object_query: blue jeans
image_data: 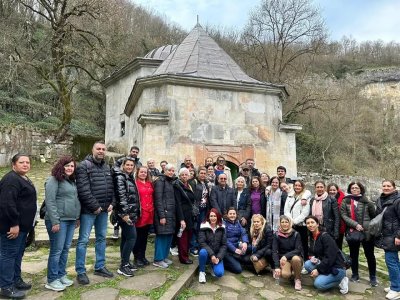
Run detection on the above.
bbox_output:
[223,253,243,274]
[0,232,28,288]
[304,260,345,291]
[154,234,173,261]
[46,220,76,282]
[199,249,224,277]
[385,251,400,292]
[75,212,108,274]
[119,221,137,265]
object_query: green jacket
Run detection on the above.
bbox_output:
[45,176,81,225]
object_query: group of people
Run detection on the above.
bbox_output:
[0,142,399,300]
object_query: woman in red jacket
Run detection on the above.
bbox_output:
[133,166,154,267]
[327,183,345,250]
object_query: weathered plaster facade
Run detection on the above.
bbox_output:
[103,25,301,177]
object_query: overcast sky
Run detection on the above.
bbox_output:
[132,0,400,43]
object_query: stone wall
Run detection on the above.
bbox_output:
[298,172,396,202]
[0,126,73,167]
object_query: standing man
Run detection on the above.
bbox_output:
[160,161,168,174]
[245,158,261,178]
[147,158,161,178]
[180,155,195,170]
[115,146,142,168]
[210,173,236,217]
[214,156,233,188]
[277,166,293,184]
[75,141,115,285]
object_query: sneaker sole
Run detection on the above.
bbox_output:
[117,269,134,277]
[45,284,66,292]
[61,281,74,287]
[153,263,168,269]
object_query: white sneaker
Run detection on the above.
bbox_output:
[170,247,178,256]
[59,275,74,287]
[153,260,169,269]
[164,258,173,265]
[45,279,66,291]
[387,290,400,300]
[339,276,349,295]
[199,271,206,283]
[386,287,392,293]
[301,267,308,275]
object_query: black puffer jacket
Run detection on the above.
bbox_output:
[341,194,376,241]
[0,171,37,233]
[210,185,236,216]
[310,195,340,239]
[113,167,140,223]
[153,175,183,235]
[375,191,400,251]
[272,230,303,267]
[198,222,227,260]
[310,232,344,275]
[76,155,114,214]
[174,180,195,230]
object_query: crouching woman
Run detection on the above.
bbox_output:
[198,208,227,283]
[304,215,349,294]
[272,215,303,290]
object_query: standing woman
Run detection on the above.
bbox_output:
[113,158,141,277]
[133,166,154,267]
[284,180,311,258]
[174,168,195,264]
[206,164,216,191]
[327,183,346,249]
[304,216,348,294]
[249,177,266,219]
[375,180,400,299]
[44,156,81,291]
[0,154,37,299]
[153,164,185,268]
[235,176,250,228]
[272,215,303,291]
[260,173,270,188]
[341,181,377,285]
[265,176,285,232]
[198,208,227,283]
[243,214,273,274]
[310,181,339,240]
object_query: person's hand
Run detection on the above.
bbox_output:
[75,220,80,228]
[107,205,113,212]
[7,225,19,239]
[395,237,400,246]
[301,199,307,206]
[355,224,363,231]
[211,256,219,264]
[241,242,248,253]
[280,256,287,267]
[160,218,166,225]
[240,218,247,226]
[310,269,319,278]
[250,255,258,262]
[235,248,242,255]
[310,256,319,264]
[274,269,281,278]
[180,220,186,230]
[122,215,132,225]
[94,207,102,215]
[52,224,60,233]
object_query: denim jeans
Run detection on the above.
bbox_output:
[304,260,345,291]
[75,212,108,274]
[119,221,137,265]
[385,250,400,292]
[154,234,173,261]
[45,220,76,282]
[223,253,243,274]
[0,232,28,288]
[199,248,224,277]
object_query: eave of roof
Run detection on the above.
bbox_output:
[124,74,288,116]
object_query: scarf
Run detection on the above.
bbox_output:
[312,192,328,225]
[252,228,262,247]
[266,188,282,232]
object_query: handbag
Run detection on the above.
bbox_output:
[369,207,387,237]
[39,200,46,219]
[345,199,365,243]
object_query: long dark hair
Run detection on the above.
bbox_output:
[51,156,76,181]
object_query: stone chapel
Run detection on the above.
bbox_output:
[102,24,301,177]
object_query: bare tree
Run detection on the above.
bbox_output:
[18,0,106,142]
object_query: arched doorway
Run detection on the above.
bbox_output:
[226,160,239,180]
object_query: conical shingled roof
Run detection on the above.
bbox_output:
[153,24,260,84]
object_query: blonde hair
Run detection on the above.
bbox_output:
[250,214,266,238]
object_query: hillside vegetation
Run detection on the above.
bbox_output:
[1,0,400,178]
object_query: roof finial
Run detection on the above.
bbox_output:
[197,15,199,26]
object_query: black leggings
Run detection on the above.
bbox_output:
[294,225,309,258]
[132,225,150,260]
[348,238,376,278]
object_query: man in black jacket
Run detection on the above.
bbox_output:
[210,174,236,217]
[75,141,115,285]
